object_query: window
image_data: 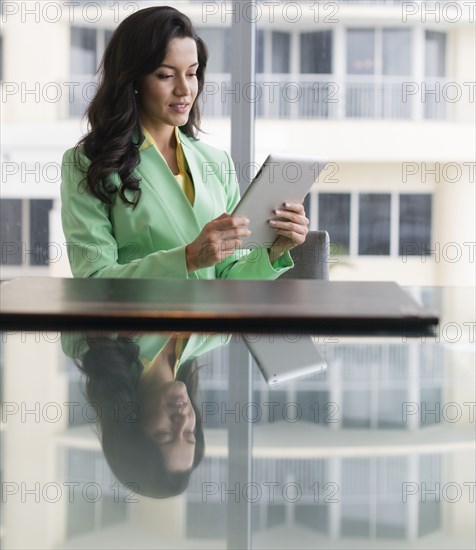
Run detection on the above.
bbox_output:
[30,200,53,266]
[272,31,290,73]
[418,455,442,535]
[105,29,114,47]
[300,31,333,74]
[196,28,231,73]
[399,194,432,256]
[346,28,412,118]
[425,31,447,119]
[340,455,440,539]
[425,31,446,77]
[1,199,22,266]
[316,192,432,257]
[382,29,412,76]
[69,27,114,117]
[0,199,53,268]
[70,27,97,76]
[347,29,375,75]
[196,27,233,118]
[66,449,127,537]
[298,30,333,118]
[346,28,376,117]
[359,194,391,255]
[318,193,351,254]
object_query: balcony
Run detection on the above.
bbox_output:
[66,74,448,121]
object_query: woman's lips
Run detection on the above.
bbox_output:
[170,103,189,113]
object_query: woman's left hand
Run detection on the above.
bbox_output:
[268,202,309,264]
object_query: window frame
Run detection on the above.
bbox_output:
[315,191,433,258]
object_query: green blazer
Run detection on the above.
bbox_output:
[60,129,293,280]
[61,330,232,376]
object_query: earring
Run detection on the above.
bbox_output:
[134,89,138,95]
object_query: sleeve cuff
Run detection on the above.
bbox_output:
[243,247,294,278]
[270,249,294,272]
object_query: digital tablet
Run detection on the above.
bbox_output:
[243,333,327,386]
[231,154,328,249]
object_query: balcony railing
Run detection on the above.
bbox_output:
[199,74,447,120]
[65,74,448,121]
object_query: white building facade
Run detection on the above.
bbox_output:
[1,0,475,285]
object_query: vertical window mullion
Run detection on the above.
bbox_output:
[375,28,383,119]
[310,190,318,232]
[290,29,299,76]
[413,26,425,121]
[96,28,104,67]
[263,29,272,119]
[264,29,272,74]
[333,25,345,119]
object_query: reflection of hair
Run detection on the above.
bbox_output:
[74,336,205,499]
[74,5,208,208]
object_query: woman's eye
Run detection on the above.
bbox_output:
[187,73,197,78]
[158,74,173,80]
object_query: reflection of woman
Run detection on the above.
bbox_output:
[68,332,211,498]
[61,5,309,280]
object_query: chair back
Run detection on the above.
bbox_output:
[279,230,330,280]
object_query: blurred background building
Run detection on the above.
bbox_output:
[1,0,475,285]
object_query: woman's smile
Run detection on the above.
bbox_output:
[169,103,190,113]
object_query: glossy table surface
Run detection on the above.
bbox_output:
[0,277,438,334]
[0,286,474,549]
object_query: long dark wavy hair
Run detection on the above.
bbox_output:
[74,335,205,499]
[74,6,208,208]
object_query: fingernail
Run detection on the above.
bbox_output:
[275,210,281,215]
[269,220,277,225]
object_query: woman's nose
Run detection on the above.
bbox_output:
[174,76,190,96]
[171,411,188,428]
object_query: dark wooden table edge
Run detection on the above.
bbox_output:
[0,312,438,337]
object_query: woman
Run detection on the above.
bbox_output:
[60,5,309,281]
[66,331,208,499]
[60,5,309,494]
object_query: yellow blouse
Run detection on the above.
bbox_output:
[139,125,195,205]
[140,336,190,379]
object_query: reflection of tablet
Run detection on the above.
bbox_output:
[232,154,328,249]
[243,333,327,386]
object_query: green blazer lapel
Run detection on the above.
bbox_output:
[179,132,218,226]
[136,146,202,244]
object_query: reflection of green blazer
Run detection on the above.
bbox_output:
[61,129,293,280]
[61,330,230,375]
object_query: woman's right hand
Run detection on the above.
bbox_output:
[185,213,251,272]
